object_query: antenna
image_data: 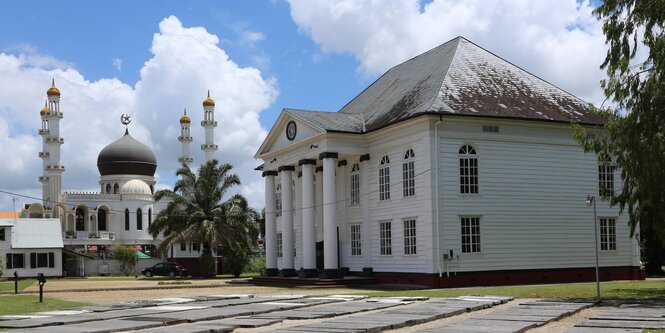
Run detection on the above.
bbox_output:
[12,197,18,222]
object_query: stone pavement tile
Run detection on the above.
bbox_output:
[565,327,643,333]
[210,316,284,328]
[14,319,165,333]
[423,318,540,333]
[131,321,236,333]
[0,314,103,328]
[577,319,665,329]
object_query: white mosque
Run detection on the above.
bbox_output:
[23,81,220,276]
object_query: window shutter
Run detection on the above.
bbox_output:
[30,253,37,268]
[5,253,11,269]
[49,252,55,268]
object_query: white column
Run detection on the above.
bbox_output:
[279,166,296,276]
[299,159,317,277]
[320,152,340,278]
[360,154,372,271]
[263,171,278,276]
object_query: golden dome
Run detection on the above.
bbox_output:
[180,109,191,124]
[202,90,215,107]
[46,79,60,97]
[40,101,49,115]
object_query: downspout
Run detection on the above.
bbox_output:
[434,116,443,278]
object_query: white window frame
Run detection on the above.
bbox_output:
[350,163,360,206]
[350,224,362,256]
[459,145,478,194]
[402,149,415,197]
[598,155,615,198]
[600,218,617,251]
[276,232,283,257]
[379,220,392,255]
[275,183,282,217]
[379,155,391,201]
[403,218,417,255]
[461,216,481,253]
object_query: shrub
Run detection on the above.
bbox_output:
[113,246,138,276]
[244,256,265,275]
[199,252,216,278]
[223,247,251,278]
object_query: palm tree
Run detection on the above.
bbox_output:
[150,160,259,277]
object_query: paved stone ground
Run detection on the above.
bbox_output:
[1,293,663,333]
[566,302,665,332]
[0,295,511,333]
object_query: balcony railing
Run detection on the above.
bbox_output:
[64,231,115,240]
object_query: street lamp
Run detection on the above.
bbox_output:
[586,195,601,304]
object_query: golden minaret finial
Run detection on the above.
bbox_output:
[202,90,215,107]
[47,78,61,96]
[180,108,191,124]
[40,101,49,115]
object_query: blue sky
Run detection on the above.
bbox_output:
[0,0,609,211]
[0,1,367,130]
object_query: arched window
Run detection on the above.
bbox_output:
[148,208,152,228]
[98,209,107,231]
[105,184,111,194]
[598,154,614,198]
[114,183,119,194]
[275,183,282,217]
[124,209,130,230]
[350,163,360,206]
[75,207,85,231]
[379,155,390,200]
[136,208,143,230]
[402,149,415,197]
[459,145,478,194]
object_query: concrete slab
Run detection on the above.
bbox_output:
[566,327,642,333]
[429,318,540,333]
[577,319,665,329]
[132,322,236,333]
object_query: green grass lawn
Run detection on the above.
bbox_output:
[367,280,665,301]
[0,295,89,316]
[0,279,35,292]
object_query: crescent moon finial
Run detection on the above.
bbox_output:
[120,114,132,125]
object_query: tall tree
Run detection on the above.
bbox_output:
[150,160,259,277]
[576,0,665,273]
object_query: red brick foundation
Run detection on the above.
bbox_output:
[367,266,644,288]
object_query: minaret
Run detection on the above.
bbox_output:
[201,91,218,162]
[41,79,65,208]
[38,101,50,206]
[178,109,193,169]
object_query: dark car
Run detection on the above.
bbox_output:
[141,262,188,277]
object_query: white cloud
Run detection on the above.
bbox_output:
[112,58,122,72]
[287,0,607,104]
[0,16,277,211]
[240,31,266,45]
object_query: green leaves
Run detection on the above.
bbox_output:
[150,160,259,274]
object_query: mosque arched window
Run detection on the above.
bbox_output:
[75,207,85,231]
[124,209,130,230]
[136,208,143,230]
[114,183,119,194]
[98,209,107,231]
[105,184,112,194]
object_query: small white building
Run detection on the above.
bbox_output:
[1,218,63,278]
[255,37,643,287]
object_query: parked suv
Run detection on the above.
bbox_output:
[141,262,188,277]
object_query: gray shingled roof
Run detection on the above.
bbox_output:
[289,37,602,133]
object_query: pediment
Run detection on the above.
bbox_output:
[255,109,325,159]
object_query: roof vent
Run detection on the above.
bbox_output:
[482,125,499,133]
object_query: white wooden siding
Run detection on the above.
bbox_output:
[436,119,636,273]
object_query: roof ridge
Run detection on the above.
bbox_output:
[423,37,463,113]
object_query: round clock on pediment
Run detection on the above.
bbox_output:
[286,120,297,141]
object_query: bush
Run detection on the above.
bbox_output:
[244,256,265,275]
[223,247,251,278]
[0,256,4,278]
[199,252,216,278]
[113,246,138,276]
